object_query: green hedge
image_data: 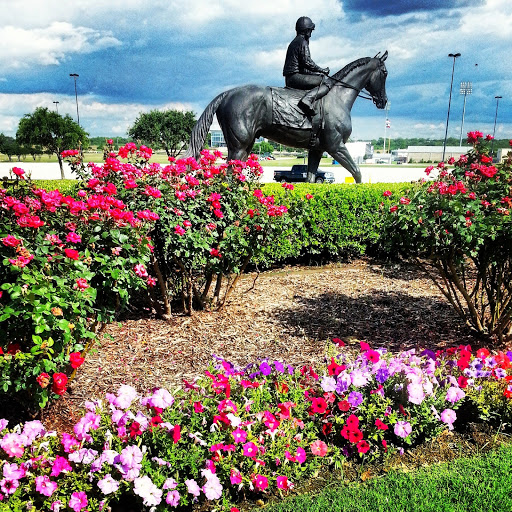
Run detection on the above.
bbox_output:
[261,182,414,263]
[35,180,414,265]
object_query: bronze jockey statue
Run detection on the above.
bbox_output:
[283,16,333,116]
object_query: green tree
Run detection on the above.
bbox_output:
[16,107,89,179]
[252,141,275,156]
[127,109,196,158]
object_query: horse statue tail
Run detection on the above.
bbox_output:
[184,91,229,160]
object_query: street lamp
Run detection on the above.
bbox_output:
[491,95,502,157]
[442,52,461,162]
[69,73,80,126]
[459,81,472,146]
[53,101,59,114]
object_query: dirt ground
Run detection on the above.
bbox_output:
[28,257,488,433]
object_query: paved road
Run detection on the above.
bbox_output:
[0,161,426,184]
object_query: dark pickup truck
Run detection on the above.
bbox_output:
[274,165,335,184]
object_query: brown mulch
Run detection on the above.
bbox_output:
[32,257,486,433]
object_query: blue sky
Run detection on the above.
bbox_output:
[0,0,510,142]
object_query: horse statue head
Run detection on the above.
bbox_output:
[365,51,388,109]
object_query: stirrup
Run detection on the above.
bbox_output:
[299,99,316,117]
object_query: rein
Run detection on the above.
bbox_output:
[327,74,374,101]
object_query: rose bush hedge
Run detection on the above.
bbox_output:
[0,341,510,510]
[0,145,309,408]
[381,133,512,342]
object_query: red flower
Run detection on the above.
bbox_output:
[383,190,392,197]
[332,338,345,347]
[69,352,85,369]
[322,422,332,436]
[338,400,350,412]
[64,248,79,260]
[476,348,490,360]
[310,397,328,414]
[348,429,363,443]
[172,425,181,443]
[357,440,370,454]
[457,376,468,389]
[52,373,68,395]
[375,419,388,430]
[7,343,21,355]
[129,421,142,438]
[346,414,359,430]
[327,357,344,376]
[36,372,50,388]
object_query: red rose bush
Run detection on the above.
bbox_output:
[381,132,512,342]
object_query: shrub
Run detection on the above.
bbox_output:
[0,342,510,510]
[381,133,512,342]
[260,182,411,263]
[0,162,158,407]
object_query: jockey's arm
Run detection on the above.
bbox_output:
[300,40,328,75]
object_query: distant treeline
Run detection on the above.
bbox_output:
[371,137,511,151]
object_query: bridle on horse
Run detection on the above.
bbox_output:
[326,66,385,104]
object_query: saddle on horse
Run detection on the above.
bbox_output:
[270,86,325,148]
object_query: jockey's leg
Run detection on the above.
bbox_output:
[299,77,335,116]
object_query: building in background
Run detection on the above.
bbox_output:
[406,146,468,163]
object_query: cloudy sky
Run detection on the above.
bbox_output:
[0,0,510,142]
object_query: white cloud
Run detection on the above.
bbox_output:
[0,22,121,69]
[0,92,198,136]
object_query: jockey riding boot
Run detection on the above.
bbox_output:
[299,80,333,116]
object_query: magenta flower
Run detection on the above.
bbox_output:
[230,468,243,485]
[1,477,19,495]
[68,491,88,512]
[394,421,412,438]
[242,441,258,457]
[35,475,58,497]
[50,455,72,477]
[253,474,268,491]
[232,428,247,444]
[276,475,292,490]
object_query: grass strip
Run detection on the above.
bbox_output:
[261,443,512,512]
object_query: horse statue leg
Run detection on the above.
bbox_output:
[330,144,362,183]
[306,149,323,183]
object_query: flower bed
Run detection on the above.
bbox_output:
[1,341,511,510]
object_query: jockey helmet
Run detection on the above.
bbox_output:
[295,16,315,34]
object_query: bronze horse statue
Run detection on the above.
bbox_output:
[185,52,388,183]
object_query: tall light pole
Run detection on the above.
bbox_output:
[459,81,472,146]
[383,101,390,154]
[53,101,59,114]
[491,95,502,157]
[69,73,80,126]
[442,53,461,162]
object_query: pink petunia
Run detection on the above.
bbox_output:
[310,440,328,457]
[252,474,268,491]
[35,475,58,497]
[68,491,88,512]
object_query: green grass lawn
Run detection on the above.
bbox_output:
[259,443,512,512]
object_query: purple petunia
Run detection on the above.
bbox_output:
[347,391,364,407]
